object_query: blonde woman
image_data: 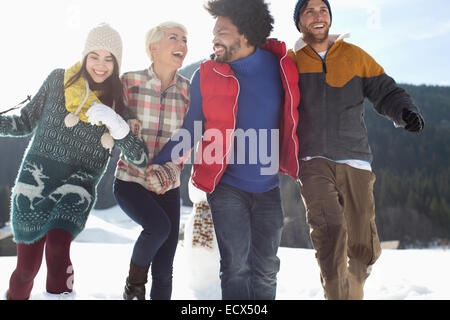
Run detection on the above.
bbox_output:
[113,22,190,300]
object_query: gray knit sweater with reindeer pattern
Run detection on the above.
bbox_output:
[0,69,148,244]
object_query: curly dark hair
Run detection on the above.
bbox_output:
[205,0,274,48]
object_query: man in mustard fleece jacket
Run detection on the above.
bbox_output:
[289,0,424,300]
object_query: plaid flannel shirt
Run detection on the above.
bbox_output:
[115,66,190,191]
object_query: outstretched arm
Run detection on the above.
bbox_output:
[362,51,424,131]
[0,70,58,137]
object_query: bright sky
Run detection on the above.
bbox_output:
[1,0,449,111]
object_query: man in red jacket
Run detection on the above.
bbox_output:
[151,0,300,300]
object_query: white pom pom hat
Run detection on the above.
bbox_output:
[82,23,123,71]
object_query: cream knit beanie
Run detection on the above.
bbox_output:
[82,23,123,71]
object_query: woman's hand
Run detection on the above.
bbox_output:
[145,162,181,195]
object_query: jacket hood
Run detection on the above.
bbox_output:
[293,33,351,52]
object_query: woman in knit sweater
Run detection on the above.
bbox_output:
[1,24,148,300]
[113,21,190,300]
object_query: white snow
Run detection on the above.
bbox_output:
[1,205,449,300]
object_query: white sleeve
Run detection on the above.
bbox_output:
[188,176,207,203]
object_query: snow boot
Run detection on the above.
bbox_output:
[123,261,149,300]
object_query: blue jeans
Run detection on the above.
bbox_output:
[207,182,284,300]
[113,179,180,300]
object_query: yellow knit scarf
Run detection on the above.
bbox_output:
[64,62,103,123]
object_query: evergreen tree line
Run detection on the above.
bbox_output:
[364,84,450,247]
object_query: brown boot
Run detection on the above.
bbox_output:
[123,261,150,300]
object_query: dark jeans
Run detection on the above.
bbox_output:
[207,182,284,300]
[113,179,180,300]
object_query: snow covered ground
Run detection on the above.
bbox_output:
[0,206,449,300]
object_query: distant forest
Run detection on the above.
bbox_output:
[0,62,448,248]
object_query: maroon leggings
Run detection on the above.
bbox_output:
[9,229,74,300]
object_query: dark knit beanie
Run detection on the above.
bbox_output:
[293,0,332,31]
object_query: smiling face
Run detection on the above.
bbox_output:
[212,16,253,63]
[85,50,115,84]
[298,0,331,47]
[150,27,188,71]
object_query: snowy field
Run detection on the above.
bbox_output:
[0,206,449,301]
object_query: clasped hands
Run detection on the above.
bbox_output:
[145,162,181,195]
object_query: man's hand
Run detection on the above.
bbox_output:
[402,109,424,132]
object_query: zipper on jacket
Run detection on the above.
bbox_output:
[308,44,332,155]
[322,46,331,74]
[309,45,333,74]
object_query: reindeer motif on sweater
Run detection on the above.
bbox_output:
[48,172,94,209]
[14,162,49,211]
[14,162,94,211]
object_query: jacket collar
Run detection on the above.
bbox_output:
[293,33,351,52]
[146,64,184,89]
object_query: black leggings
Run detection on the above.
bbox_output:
[113,179,180,300]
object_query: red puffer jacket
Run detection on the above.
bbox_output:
[192,39,300,194]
